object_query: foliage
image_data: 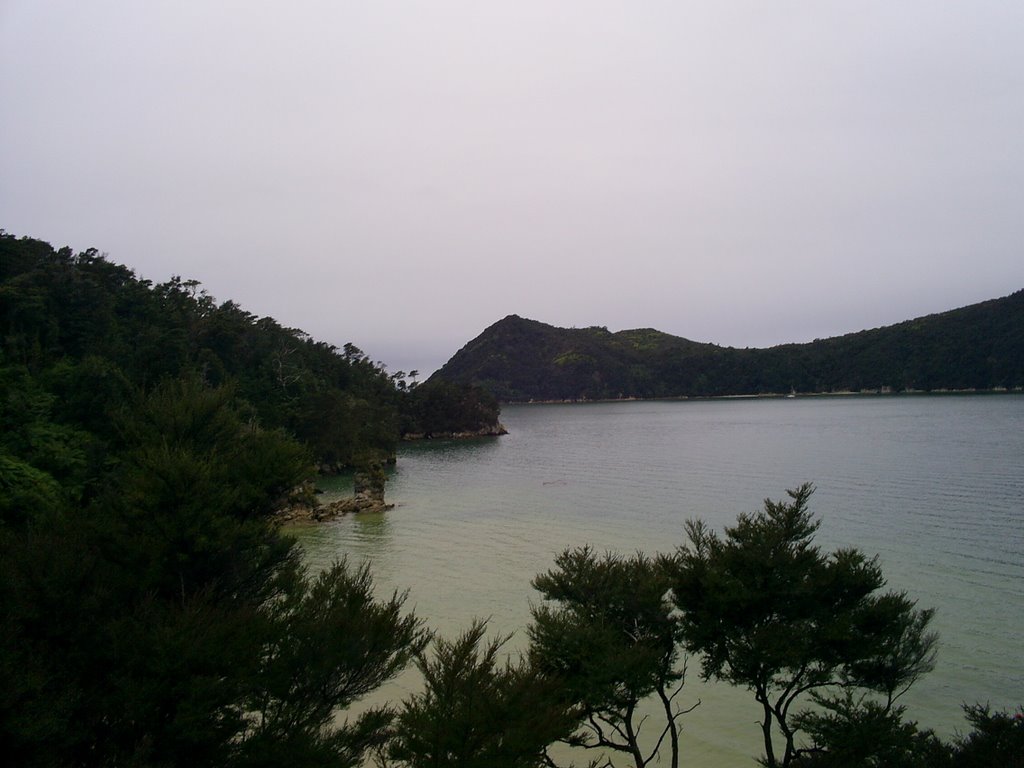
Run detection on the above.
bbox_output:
[529,547,696,768]
[793,701,1024,768]
[791,693,950,767]
[0,231,500,471]
[947,704,1024,768]
[400,379,502,437]
[666,484,937,767]
[0,377,427,767]
[234,560,428,766]
[388,620,576,768]
[0,364,97,510]
[0,452,63,523]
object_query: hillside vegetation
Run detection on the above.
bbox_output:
[0,229,497,765]
[431,294,1024,401]
[0,231,501,483]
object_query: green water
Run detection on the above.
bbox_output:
[294,394,1024,765]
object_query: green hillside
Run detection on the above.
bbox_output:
[0,230,501,480]
[432,292,1024,401]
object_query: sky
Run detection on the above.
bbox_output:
[3,1,1023,376]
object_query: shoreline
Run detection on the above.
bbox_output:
[503,387,1023,406]
[401,423,508,440]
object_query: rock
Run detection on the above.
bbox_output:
[353,465,386,499]
[318,493,394,518]
[401,422,509,441]
[275,491,395,523]
[275,458,394,523]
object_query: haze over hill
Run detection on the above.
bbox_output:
[431,291,1024,401]
[4,3,1024,376]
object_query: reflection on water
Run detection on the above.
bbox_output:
[297,395,1024,766]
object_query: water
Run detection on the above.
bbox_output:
[294,394,1024,765]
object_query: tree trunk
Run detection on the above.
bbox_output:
[759,693,777,768]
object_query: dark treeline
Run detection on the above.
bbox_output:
[0,230,494,766]
[0,231,501,478]
[1,231,1020,767]
[431,296,1024,401]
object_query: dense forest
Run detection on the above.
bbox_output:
[2,230,1020,767]
[0,231,501,475]
[431,294,1024,401]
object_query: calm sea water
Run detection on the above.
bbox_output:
[294,394,1024,765]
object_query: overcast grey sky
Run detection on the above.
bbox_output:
[3,2,1023,375]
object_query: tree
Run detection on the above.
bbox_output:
[0,379,427,767]
[399,380,502,438]
[529,547,697,768]
[666,484,937,767]
[790,693,950,767]
[233,560,428,767]
[793,700,1024,768]
[948,704,1024,768]
[388,620,576,768]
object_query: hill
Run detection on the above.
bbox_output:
[0,231,501,480]
[431,292,1024,401]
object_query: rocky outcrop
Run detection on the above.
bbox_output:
[401,422,508,441]
[275,491,394,524]
[275,464,394,523]
[318,491,394,519]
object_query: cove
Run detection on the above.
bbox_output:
[294,394,1024,766]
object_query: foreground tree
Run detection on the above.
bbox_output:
[529,547,697,768]
[233,560,427,766]
[792,700,1024,768]
[666,484,937,767]
[0,379,427,766]
[947,704,1024,768]
[388,621,577,768]
[790,693,949,767]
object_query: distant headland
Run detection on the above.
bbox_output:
[429,292,1024,402]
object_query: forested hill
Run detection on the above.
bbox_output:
[0,231,501,478]
[431,292,1024,401]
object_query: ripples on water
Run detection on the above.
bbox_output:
[294,394,1024,766]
